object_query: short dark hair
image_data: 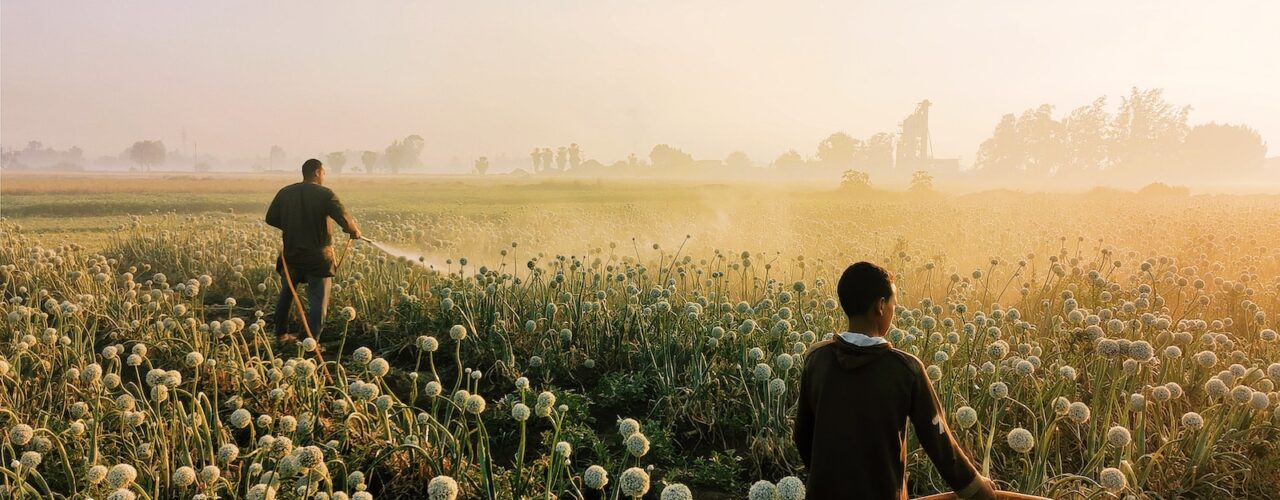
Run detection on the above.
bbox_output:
[302,159,323,178]
[837,261,894,316]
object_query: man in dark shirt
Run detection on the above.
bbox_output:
[265,159,361,340]
[794,262,997,499]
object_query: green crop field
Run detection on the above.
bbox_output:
[3,172,1280,499]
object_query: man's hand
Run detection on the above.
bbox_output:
[349,229,363,241]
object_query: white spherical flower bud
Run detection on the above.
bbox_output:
[8,424,34,446]
[1106,426,1131,448]
[748,480,776,500]
[619,467,650,498]
[1099,467,1126,493]
[776,476,805,500]
[1007,427,1035,453]
[625,432,650,458]
[660,483,693,500]
[1067,402,1091,424]
[352,347,373,365]
[107,464,138,488]
[368,358,390,377]
[173,466,197,487]
[464,394,487,414]
[449,325,467,340]
[1181,411,1204,430]
[618,418,641,437]
[511,403,531,422]
[584,464,609,489]
[427,475,459,500]
[417,336,439,352]
[955,406,978,429]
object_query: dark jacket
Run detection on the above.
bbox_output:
[265,182,358,278]
[794,338,995,500]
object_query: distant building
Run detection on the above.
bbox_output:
[895,100,960,171]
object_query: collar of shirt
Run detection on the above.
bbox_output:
[838,331,889,346]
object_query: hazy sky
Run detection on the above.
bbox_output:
[3,0,1277,168]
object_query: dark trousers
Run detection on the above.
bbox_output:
[274,273,332,338]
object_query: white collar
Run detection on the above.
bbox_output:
[838,331,888,346]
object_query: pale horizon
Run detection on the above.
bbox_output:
[3,0,1277,169]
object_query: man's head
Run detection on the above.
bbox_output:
[302,159,325,184]
[837,261,896,335]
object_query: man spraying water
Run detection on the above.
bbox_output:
[265,158,362,341]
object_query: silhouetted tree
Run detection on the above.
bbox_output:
[360,150,378,174]
[325,151,347,174]
[840,170,871,190]
[725,151,752,169]
[474,156,490,175]
[384,135,425,174]
[540,148,554,172]
[530,148,542,173]
[1110,87,1190,175]
[817,132,860,169]
[975,114,1022,174]
[649,144,694,169]
[909,170,934,192]
[269,145,286,170]
[555,146,568,171]
[568,143,582,170]
[128,140,166,172]
[772,149,806,169]
[1062,97,1112,172]
[1016,104,1066,175]
[1182,123,1266,175]
[855,133,895,172]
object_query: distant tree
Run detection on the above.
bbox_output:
[541,148,554,172]
[568,143,582,170]
[384,135,425,174]
[840,169,871,190]
[1182,123,1267,175]
[855,133,895,171]
[473,156,490,175]
[530,148,542,173]
[649,144,694,169]
[817,132,860,168]
[909,170,934,192]
[269,145,286,170]
[1061,97,1112,172]
[725,151,752,169]
[627,153,642,168]
[1015,104,1065,175]
[974,114,1022,174]
[1110,87,1190,175]
[325,151,348,174]
[555,146,568,171]
[127,140,166,172]
[194,162,211,172]
[772,149,806,169]
[360,150,379,174]
[1137,182,1190,197]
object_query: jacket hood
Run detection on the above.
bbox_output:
[830,337,894,371]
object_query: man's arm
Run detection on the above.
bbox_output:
[265,192,283,229]
[327,191,361,239]
[909,359,996,500]
[793,360,815,468]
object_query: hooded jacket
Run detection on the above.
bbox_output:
[794,338,996,500]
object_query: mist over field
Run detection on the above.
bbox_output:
[4,2,1280,500]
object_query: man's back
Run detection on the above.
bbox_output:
[795,338,993,499]
[265,182,355,277]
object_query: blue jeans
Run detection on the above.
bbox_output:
[274,273,332,338]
